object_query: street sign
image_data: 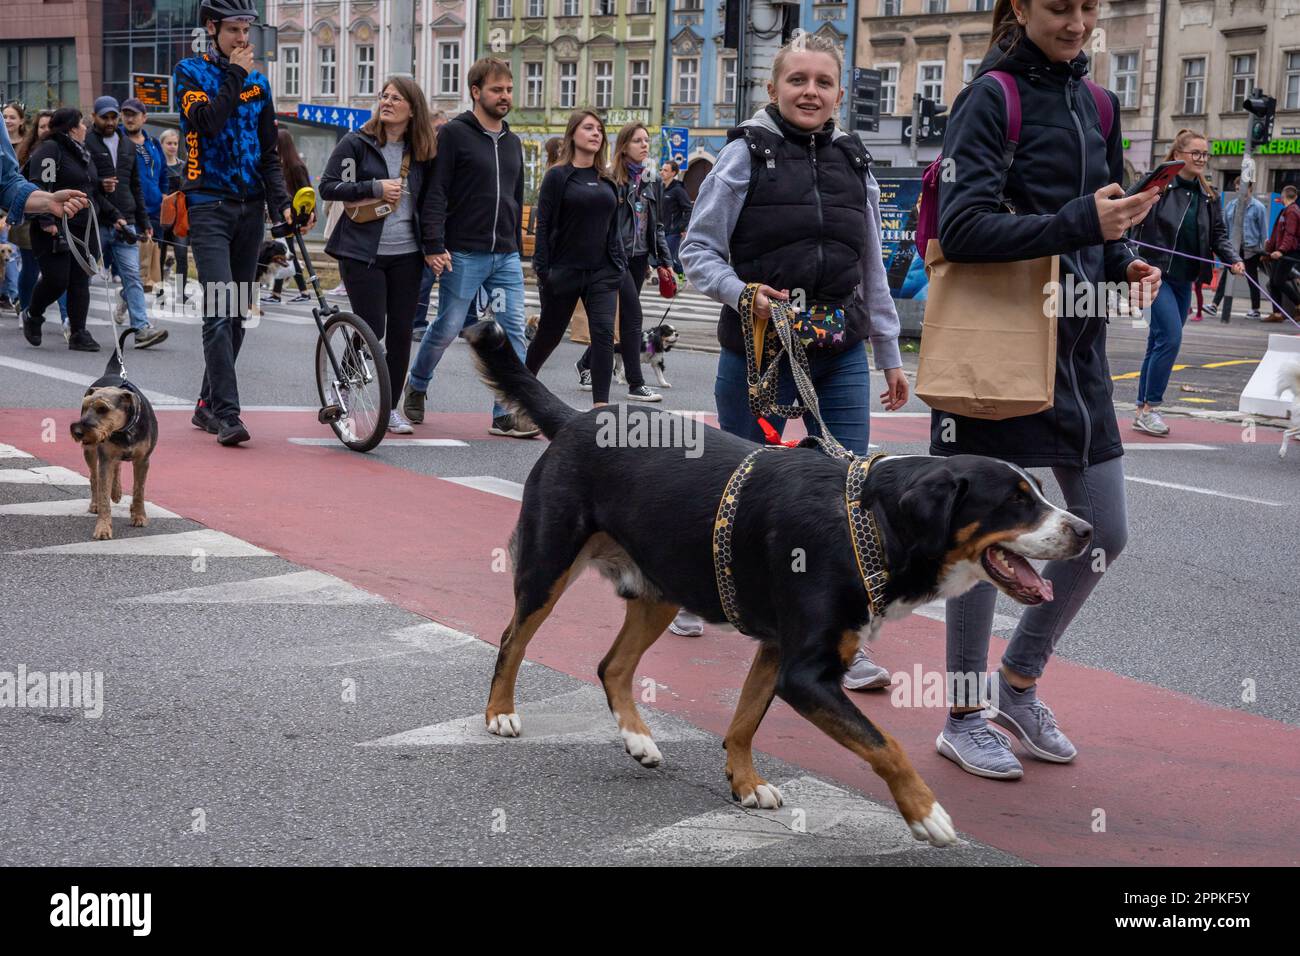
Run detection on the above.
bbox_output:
[900,116,946,145]
[297,103,372,130]
[130,73,172,111]
[662,125,689,170]
[851,67,881,133]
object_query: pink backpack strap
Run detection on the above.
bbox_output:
[1084,79,1115,140]
[985,70,1022,145]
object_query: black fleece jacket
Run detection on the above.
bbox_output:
[932,33,1144,469]
[85,128,150,234]
[532,163,627,279]
[426,111,524,256]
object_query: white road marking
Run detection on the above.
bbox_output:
[0,443,34,459]
[122,569,382,605]
[1123,475,1282,507]
[0,495,179,519]
[360,686,708,747]
[442,476,525,500]
[288,437,469,447]
[0,465,89,485]
[0,355,188,405]
[330,620,481,666]
[9,528,273,557]
[630,775,930,860]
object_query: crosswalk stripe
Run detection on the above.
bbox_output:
[9,528,273,556]
[0,495,179,519]
[0,355,188,405]
[121,569,382,605]
[0,465,89,485]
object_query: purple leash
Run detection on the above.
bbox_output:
[1127,237,1300,332]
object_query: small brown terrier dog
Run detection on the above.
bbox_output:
[70,330,159,539]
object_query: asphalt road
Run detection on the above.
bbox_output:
[0,280,1296,867]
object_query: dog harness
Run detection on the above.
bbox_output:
[711,283,892,633]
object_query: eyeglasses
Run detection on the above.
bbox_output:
[1180,150,1209,161]
[378,94,407,104]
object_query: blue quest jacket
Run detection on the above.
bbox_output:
[173,49,289,216]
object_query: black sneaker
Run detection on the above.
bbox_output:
[217,417,251,446]
[576,360,592,391]
[489,413,540,438]
[192,401,219,434]
[402,384,426,424]
[626,385,662,403]
[20,309,41,346]
[1201,303,1218,317]
[289,292,312,303]
[68,330,101,352]
[134,325,169,349]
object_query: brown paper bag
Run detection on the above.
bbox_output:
[138,238,163,291]
[916,240,1059,420]
[566,299,620,345]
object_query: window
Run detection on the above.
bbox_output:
[675,56,699,103]
[493,0,512,17]
[318,45,336,97]
[629,59,650,108]
[962,58,980,85]
[0,41,78,110]
[1286,51,1300,111]
[594,0,616,13]
[881,0,902,14]
[527,0,546,15]
[558,61,577,108]
[878,64,898,115]
[925,0,947,12]
[525,61,544,108]
[1181,57,1205,114]
[356,45,375,96]
[594,60,613,108]
[282,45,300,99]
[562,0,580,14]
[971,0,993,11]
[720,55,736,104]
[1112,51,1138,109]
[1231,52,1256,111]
[631,0,653,12]
[438,41,461,96]
[675,0,703,9]
[918,61,944,104]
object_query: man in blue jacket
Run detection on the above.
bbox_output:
[121,98,169,247]
[1205,178,1268,321]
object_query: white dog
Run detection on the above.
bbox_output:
[1279,360,1300,459]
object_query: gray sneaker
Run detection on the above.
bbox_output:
[842,648,892,691]
[1132,408,1169,436]
[985,672,1077,763]
[402,384,426,424]
[134,325,169,349]
[668,609,704,636]
[936,714,1024,779]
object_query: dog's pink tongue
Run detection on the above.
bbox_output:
[1011,555,1054,602]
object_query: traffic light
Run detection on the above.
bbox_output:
[1244,89,1276,148]
[851,68,882,133]
[920,97,947,121]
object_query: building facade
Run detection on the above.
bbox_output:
[265,1,476,118]
[1155,0,1300,195]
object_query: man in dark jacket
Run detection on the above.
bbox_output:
[1265,184,1300,321]
[403,57,537,438]
[658,161,692,278]
[86,95,168,348]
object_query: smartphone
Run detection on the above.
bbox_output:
[1124,160,1185,198]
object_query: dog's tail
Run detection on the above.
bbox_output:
[464,319,579,439]
[103,328,137,378]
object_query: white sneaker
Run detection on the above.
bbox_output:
[1246,310,1262,319]
[843,649,892,691]
[669,610,704,637]
[387,410,414,434]
[1132,408,1170,437]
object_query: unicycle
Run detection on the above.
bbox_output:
[273,187,391,452]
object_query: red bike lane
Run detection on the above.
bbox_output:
[3,406,1294,866]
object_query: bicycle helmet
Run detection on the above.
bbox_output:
[200,0,259,24]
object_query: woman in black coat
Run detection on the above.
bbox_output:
[21,108,118,351]
[1128,128,1242,437]
[929,0,1164,779]
[319,75,439,434]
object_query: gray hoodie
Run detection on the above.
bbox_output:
[679,108,903,370]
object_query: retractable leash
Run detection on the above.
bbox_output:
[62,201,132,380]
[1127,237,1300,332]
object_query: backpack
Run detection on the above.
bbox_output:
[915,71,1114,258]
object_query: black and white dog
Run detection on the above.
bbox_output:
[613,320,679,388]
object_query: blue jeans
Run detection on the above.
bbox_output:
[945,456,1127,700]
[412,263,436,330]
[408,250,527,418]
[1136,277,1193,406]
[1,225,18,299]
[100,228,149,330]
[665,232,685,274]
[714,343,872,454]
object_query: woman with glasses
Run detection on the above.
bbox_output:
[1129,129,1243,437]
[320,75,440,434]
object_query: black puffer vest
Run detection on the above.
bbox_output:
[717,105,871,355]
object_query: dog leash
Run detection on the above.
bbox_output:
[1128,237,1300,331]
[62,201,131,380]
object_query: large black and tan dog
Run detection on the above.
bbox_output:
[70,329,159,540]
[466,321,1092,847]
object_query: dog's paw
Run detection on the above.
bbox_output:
[908,801,958,847]
[92,522,113,541]
[734,781,783,809]
[620,729,663,767]
[87,502,99,515]
[486,712,521,737]
[130,512,148,528]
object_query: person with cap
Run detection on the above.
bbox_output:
[120,97,170,292]
[174,0,293,447]
[85,95,169,349]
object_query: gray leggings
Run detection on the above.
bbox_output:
[946,455,1128,704]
